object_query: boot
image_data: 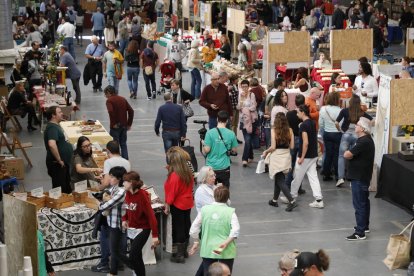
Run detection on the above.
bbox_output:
[170,243,185,263]
[184,239,189,258]
[169,243,178,262]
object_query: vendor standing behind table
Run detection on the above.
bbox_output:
[85,35,105,93]
[218,35,231,61]
[70,136,103,189]
[199,72,233,129]
[352,62,378,106]
[44,106,74,194]
[313,52,331,69]
[59,45,82,104]
[165,32,187,77]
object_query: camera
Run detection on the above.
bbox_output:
[194,120,208,140]
[226,150,237,157]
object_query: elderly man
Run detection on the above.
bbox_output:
[208,262,231,276]
[7,81,40,132]
[59,46,81,104]
[85,35,105,92]
[344,117,375,241]
[304,9,318,34]
[57,16,76,60]
[199,72,233,129]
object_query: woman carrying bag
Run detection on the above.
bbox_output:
[262,112,297,212]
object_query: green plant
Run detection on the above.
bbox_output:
[45,34,65,85]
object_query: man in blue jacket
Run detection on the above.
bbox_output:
[91,7,105,44]
[154,92,187,153]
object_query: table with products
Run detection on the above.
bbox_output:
[60,120,113,145]
[38,198,166,271]
[376,154,414,215]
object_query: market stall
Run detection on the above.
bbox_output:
[262,31,310,85]
[406,28,414,59]
[329,29,373,75]
[60,120,112,145]
[226,8,246,55]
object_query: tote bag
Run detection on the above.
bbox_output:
[383,220,414,270]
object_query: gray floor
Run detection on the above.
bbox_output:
[3,40,412,276]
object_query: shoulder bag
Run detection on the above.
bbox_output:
[182,103,194,118]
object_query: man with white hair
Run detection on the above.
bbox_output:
[344,117,375,241]
[85,35,105,92]
[208,262,231,276]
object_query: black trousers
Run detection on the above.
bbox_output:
[170,205,191,243]
[143,72,156,97]
[109,227,123,275]
[273,172,293,202]
[119,229,150,276]
[71,78,81,104]
[46,160,71,193]
[90,61,103,89]
[10,103,38,127]
[202,258,234,275]
[214,167,231,188]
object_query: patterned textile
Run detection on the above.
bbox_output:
[37,206,100,271]
[229,85,239,110]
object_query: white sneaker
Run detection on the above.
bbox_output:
[336,179,345,187]
[309,200,324,209]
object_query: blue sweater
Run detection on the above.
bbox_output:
[91,12,105,31]
[154,102,187,137]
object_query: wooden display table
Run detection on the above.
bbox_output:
[60,120,112,145]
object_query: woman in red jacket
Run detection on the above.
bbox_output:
[164,146,194,263]
[120,171,159,276]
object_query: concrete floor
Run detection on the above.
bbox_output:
[2,40,412,276]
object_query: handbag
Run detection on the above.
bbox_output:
[144,66,153,75]
[181,139,198,172]
[255,157,266,174]
[383,220,414,270]
[182,103,194,118]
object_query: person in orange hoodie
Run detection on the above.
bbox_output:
[305,87,322,130]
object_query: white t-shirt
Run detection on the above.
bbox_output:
[354,75,378,103]
[103,156,131,174]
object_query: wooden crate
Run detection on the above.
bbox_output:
[27,195,46,211]
[45,193,74,209]
[72,191,89,203]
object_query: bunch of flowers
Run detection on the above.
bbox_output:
[401,125,414,136]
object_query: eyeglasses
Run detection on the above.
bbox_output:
[82,143,92,148]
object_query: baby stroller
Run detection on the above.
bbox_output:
[157,60,181,95]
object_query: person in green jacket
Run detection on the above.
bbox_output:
[189,186,240,275]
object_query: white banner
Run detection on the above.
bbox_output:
[374,73,392,168]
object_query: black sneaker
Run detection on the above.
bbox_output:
[237,139,243,144]
[346,233,366,241]
[298,188,306,195]
[91,263,110,273]
[354,226,370,233]
[268,200,278,207]
[285,201,298,212]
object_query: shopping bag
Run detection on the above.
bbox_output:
[256,157,266,174]
[182,103,194,118]
[181,139,198,172]
[383,220,414,270]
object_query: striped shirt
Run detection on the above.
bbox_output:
[99,185,126,229]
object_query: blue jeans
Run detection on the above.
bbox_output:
[110,127,128,159]
[208,116,218,129]
[351,180,370,235]
[107,75,119,94]
[63,37,75,60]
[118,38,129,57]
[99,224,110,265]
[162,130,180,152]
[285,136,300,189]
[190,68,202,99]
[127,67,140,95]
[242,128,254,161]
[338,132,357,179]
[322,131,342,178]
[93,29,104,44]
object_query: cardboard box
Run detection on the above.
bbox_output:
[0,85,8,98]
[0,157,25,180]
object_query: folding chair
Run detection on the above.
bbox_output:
[0,128,32,167]
[0,98,22,131]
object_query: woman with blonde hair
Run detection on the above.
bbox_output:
[278,249,300,276]
[262,112,297,212]
[164,146,194,263]
[218,34,231,60]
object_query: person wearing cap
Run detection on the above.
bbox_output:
[344,116,375,240]
[278,249,300,276]
[165,32,187,78]
[290,249,330,276]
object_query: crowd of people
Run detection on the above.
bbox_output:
[5,0,414,275]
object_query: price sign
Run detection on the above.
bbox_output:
[31,187,44,198]
[74,180,88,193]
[49,187,62,199]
